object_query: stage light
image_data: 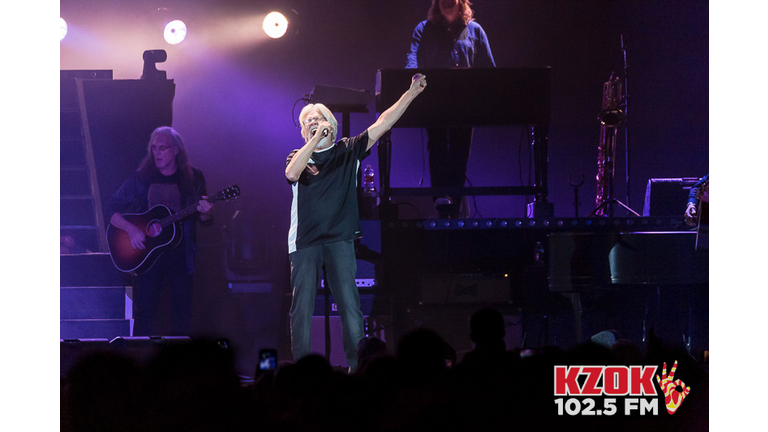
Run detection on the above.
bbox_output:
[263,12,288,38]
[164,20,187,45]
[141,49,168,80]
[60,17,68,41]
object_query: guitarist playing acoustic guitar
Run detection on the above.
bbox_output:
[104,126,215,337]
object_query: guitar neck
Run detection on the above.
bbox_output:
[158,197,214,228]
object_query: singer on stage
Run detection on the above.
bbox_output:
[285,74,427,371]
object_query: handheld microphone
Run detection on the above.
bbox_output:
[311,128,329,139]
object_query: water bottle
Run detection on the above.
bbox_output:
[363,165,376,195]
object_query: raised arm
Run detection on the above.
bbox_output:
[364,73,427,151]
[285,121,332,182]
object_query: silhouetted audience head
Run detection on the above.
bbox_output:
[358,336,388,363]
[611,338,643,365]
[567,341,617,365]
[590,329,619,348]
[141,338,244,431]
[396,327,452,383]
[273,354,343,401]
[61,350,142,432]
[294,354,334,382]
[469,307,506,351]
[355,336,389,375]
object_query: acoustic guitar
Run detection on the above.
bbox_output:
[107,185,240,274]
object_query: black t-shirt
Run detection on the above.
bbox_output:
[146,170,183,212]
[286,131,370,253]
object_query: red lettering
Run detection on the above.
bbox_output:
[603,366,629,395]
[580,366,603,395]
[554,366,581,395]
[630,366,658,396]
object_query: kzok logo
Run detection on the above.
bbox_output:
[656,361,691,414]
[553,361,691,416]
[555,365,657,396]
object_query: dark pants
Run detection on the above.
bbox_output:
[427,126,473,213]
[134,245,193,337]
[289,239,364,369]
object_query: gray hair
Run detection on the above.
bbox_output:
[299,103,338,143]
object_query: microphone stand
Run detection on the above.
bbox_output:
[621,35,632,214]
[569,173,585,217]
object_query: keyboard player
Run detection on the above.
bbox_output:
[406,0,496,218]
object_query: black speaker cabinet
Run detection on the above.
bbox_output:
[643,177,700,216]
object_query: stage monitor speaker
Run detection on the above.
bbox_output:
[643,177,700,216]
[420,273,511,304]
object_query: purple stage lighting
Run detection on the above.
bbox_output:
[164,20,187,45]
[263,12,288,38]
[60,17,68,41]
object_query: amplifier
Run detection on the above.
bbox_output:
[643,177,701,216]
[313,293,375,317]
[420,273,511,304]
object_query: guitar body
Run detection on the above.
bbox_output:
[107,184,240,274]
[107,204,183,274]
